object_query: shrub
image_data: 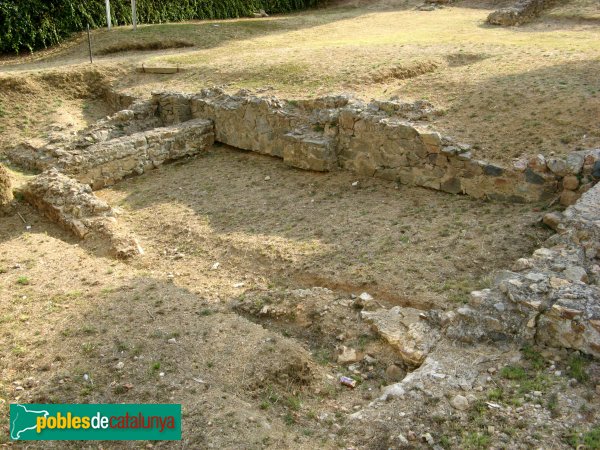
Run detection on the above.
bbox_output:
[0,0,320,54]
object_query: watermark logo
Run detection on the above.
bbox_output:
[10,404,181,441]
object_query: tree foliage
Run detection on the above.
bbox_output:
[0,0,319,53]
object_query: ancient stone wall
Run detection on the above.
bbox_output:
[445,182,600,358]
[60,118,214,189]
[153,89,599,204]
[23,169,143,258]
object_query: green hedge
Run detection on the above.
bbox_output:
[0,0,319,54]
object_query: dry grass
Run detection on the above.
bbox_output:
[96,39,194,55]
[1,0,599,163]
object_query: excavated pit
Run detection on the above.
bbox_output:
[2,85,599,449]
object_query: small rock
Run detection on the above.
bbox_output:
[364,354,377,364]
[562,175,579,191]
[547,158,568,176]
[513,258,533,271]
[352,181,359,187]
[167,338,177,344]
[159,372,165,377]
[542,212,562,231]
[359,292,373,301]
[264,176,271,181]
[385,364,403,382]
[211,262,220,270]
[422,433,434,445]
[451,394,469,411]
[337,346,359,364]
[560,189,579,206]
[115,362,125,370]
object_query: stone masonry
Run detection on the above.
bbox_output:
[23,169,144,258]
[154,89,599,204]
[445,181,600,358]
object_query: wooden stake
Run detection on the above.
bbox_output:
[87,24,93,63]
[131,0,137,31]
[105,0,112,30]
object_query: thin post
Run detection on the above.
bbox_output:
[87,24,93,64]
[105,0,112,30]
[131,0,137,31]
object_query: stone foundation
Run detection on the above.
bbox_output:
[61,118,214,189]
[23,169,143,258]
[445,182,600,358]
[153,89,599,204]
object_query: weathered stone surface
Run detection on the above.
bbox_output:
[445,182,600,358]
[62,119,214,188]
[22,169,142,258]
[0,164,13,206]
[361,306,440,366]
[151,89,600,204]
[563,175,579,191]
[487,0,557,26]
[283,131,338,171]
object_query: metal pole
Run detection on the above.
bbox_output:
[87,24,93,63]
[105,0,112,30]
[131,0,137,31]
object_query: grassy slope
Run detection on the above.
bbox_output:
[0,0,599,163]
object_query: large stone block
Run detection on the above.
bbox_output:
[283,132,338,172]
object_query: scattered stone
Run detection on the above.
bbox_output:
[359,292,373,301]
[385,364,404,382]
[264,176,271,181]
[115,361,125,370]
[542,212,563,231]
[337,346,360,364]
[563,175,579,191]
[167,338,177,344]
[451,394,469,411]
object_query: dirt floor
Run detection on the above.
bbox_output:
[1,0,600,448]
[1,146,599,448]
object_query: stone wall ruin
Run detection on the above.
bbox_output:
[3,86,599,358]
[154,89,599,205]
